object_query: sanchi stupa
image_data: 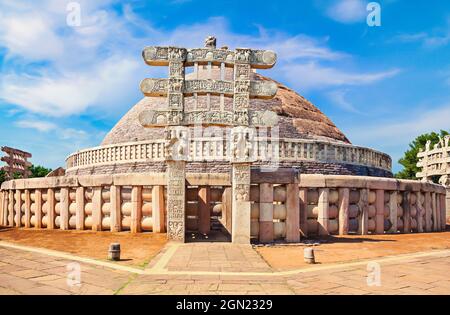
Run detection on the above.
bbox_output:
[0,37,448,244]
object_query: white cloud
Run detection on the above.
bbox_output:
[0,1,399,117]
[280,62,400,91]
[325,0,368,24]
[15,118,88,141]
[350,104,450,146]
[15,119,57,132]
[345,103,450,171]
[326,89,360,112]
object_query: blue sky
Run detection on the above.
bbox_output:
[0,0,449,172]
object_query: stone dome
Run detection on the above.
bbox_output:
[66,66,391,178]
[102,67,350,146]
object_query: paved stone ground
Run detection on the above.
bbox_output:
[1,243,450,295]
[165,243,272,273]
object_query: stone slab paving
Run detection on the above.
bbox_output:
[165,243,272,273]
[1,243,450,295]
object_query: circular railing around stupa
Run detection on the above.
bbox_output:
[65,137,392,173]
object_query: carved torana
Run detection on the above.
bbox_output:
[417,135,450,186]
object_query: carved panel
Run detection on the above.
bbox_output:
[164,127,190,161]
[232,163,251,202]
[143,46,276,69]
[230,126,256,163]
[167,161,186,242]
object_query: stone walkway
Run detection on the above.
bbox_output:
[1,242,450,295]
[164,243,272,273]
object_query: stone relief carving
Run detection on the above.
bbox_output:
[164,127,190,161]
[232,163,251,201]
[230,127,255,163]
[204,36,217,49]
[143,46,276,69]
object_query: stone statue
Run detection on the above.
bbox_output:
[231,127,254,162]
[204,36,216,49]
[439,175,450,186]
[164,127,189,161]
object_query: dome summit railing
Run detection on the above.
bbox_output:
[65,137,392,172]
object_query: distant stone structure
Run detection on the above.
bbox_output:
[417,135,450,186]
[416,135,450,221]
[0,146,32,179]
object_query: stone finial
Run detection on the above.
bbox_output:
[204,36,217,49]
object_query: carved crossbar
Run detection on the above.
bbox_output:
[140,78,277,99]
[142,46,277,69]
[138,44,278,128]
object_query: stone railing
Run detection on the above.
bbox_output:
[0,174,167,233]
[0,173,228,235]
[66,138,391,172]
[416,136,450,185]
[1,173,446,243]
[249,174,447,242]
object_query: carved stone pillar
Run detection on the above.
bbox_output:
[165,126,189,242]
[231,163,251,244]
[166,160,186,242]
[233,49,251,126]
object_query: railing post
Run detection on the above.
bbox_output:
[35,189,42,229]
[286,183,300,242]
[131,186,142,233]
[24,190,31,228]
[417,192,424,233]
[222,187,232,235]
[441,193,447,230]
[402,191,411,233]
[60,188,69,230]
[358,189,369,235]
[425,192,432,232]
[92,187,102,231]
[198,186,211,235]
[375,189,385,234]
[110,185,121,232]
[388,191,398,233]
[15,190,22,227]
[47,189,55,229]
[0,191,4,226]
[75,187,85,230]
[446,188,450,224]
[318,188,330,235]
[432,192,438,232]
[152,185,165,233]
[259,183,274,243]
[8,190,14,227]
[299,188,308,237]
[338,188,350,235]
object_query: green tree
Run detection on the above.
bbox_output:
[12,172,23,179]
[28,165,52,178]
[0,169,6,186]
[395,130,449,181]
